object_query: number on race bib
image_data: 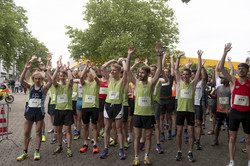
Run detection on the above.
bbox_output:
[109,91,119,100]
[219,97,229,105]
[72,92,77,98]
[85,95,96,104]
[57,94,68,103]
[138,97,151,107]
[29,99,42,108]
[234,95,249,106]
[99,87,108,94]
[180,89,192,99]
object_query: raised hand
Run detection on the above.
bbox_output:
[86,60,91,67]
[224,43,232,53]
[25,61,32,69]
[155,43,163,55]
[245,57,250,64]
[170,54,174,59]
[143,59,148,65]
[57,61,62,68]
[67,61,70,68]
[197,50,203,57]
[177,52,185,59]
[47,54,52,61]
[38,57,42,63]
[128,46,135,55]
[118,57,124,63]
[30,55,37,62]
[134,58,140,65]
[163,52,168,58]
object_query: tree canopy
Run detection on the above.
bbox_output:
[66,0,179,65]
[0,0,50,72]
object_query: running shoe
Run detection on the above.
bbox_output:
[202,123,206,129]
[228,161,235,166]
[242,148,246,153]
[47,129,54,134]
[50,137,58,144]
[209,118,213,122]
[160,134,165,142]
[42,135,46,142]
[74,133,80,140]
[67,148,72,157]
[139,143,145,151]
[208,129,214,135]
[187,152,196,162]
[53,146,63,155]
[175,151,182,161]
[172,129,177,137]
[73,128,78,136]
[156,144,163,154]
[127,136,133,143]
[124,142,129,150]
[196,141,202,150]
[184,131,189,139]
[99,129,105,137]
[119,148,126,160]
[80,145,88,153]
[93,145,99,154]
[168,132,172,140]
[211,139,219,146]
[133,158,140,166]
[240,136,245,143]
[100,148,109,159]
[144,157,151,165]
[34,151,40,160]
[63,138,68,144]
[17,151,29,161]
[109,140,118,146]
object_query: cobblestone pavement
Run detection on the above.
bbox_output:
[0,93,248,166]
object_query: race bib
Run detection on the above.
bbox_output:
[138,97,151,107]
[109,91,119,100]
[72,92,77,98]
[162,82,170,86]
[78,91,83,98]
[219,97,229,105]
[52,94,56,102]
[234,95,249,106]
[99,87,108,94]
[180,89,192,99]
[195,91,200,100]
[57,94,68,103]
[84,95,96,104]
[29,99,41,108]
[208,86,211,91]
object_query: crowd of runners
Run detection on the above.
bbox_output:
[16,43,250,166]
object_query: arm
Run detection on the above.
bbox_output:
[193,50,203,88]
[43,69,52,94]
[185,59,193,69]
[130,58,140,72]
[80,60,90,86]
[201,60,207,89]
[126,46,136,85]
[170,54,175,76]
[52,61,61,89]
[19,61,32,89]
[121,59,128,89]
[101,59,117,81]
[151,43,163,87]
[217,43,235,83]
[67,62,73,90]
[175,52,185,87]
[90,68,102,86]
[162,52,167,69]
[143,59,148,66]
[227,57,234,76]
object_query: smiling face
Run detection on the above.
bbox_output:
[237,66,249,78]
[138,69,149,81]
[59,71,68,84]
[150,66,157,77]
[110,64,121,79]
[164,68,170,76]
[32,72,44,86]
[182,69,191,83]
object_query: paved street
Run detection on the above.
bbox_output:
[0,93,248,166]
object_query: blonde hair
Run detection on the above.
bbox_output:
[111,64,121,71]
[31,71,45,81]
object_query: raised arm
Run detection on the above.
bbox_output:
[101,59,117,81]
[120,58,128,89]
[170,54,175,76]
[126,46,136,85]
[175,52,185,87]
[43,68,52,94]
[80,60,90,85]
[227,57,234,76]
[162,52,168,69]
[217,43,234,83]
[67,61,73,90]
[193,50,203,88]
[20,61,32,89]
[52,61,61,88]
[151,43,163,86]
[185,59,193,69]
[89,68,102,86]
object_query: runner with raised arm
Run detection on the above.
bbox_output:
[175,50,203,162]
[17,59,52,161]
[217,43,250,166]
[126,44,162,166]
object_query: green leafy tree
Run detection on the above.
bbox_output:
[66,0,179,65]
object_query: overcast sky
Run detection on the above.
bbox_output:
[15,0,250,67]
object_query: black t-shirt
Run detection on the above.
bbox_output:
[207,82,215,95]
[160,75,174,98]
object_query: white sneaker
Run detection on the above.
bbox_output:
[228,161,234,166]
[127,136,133,143]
